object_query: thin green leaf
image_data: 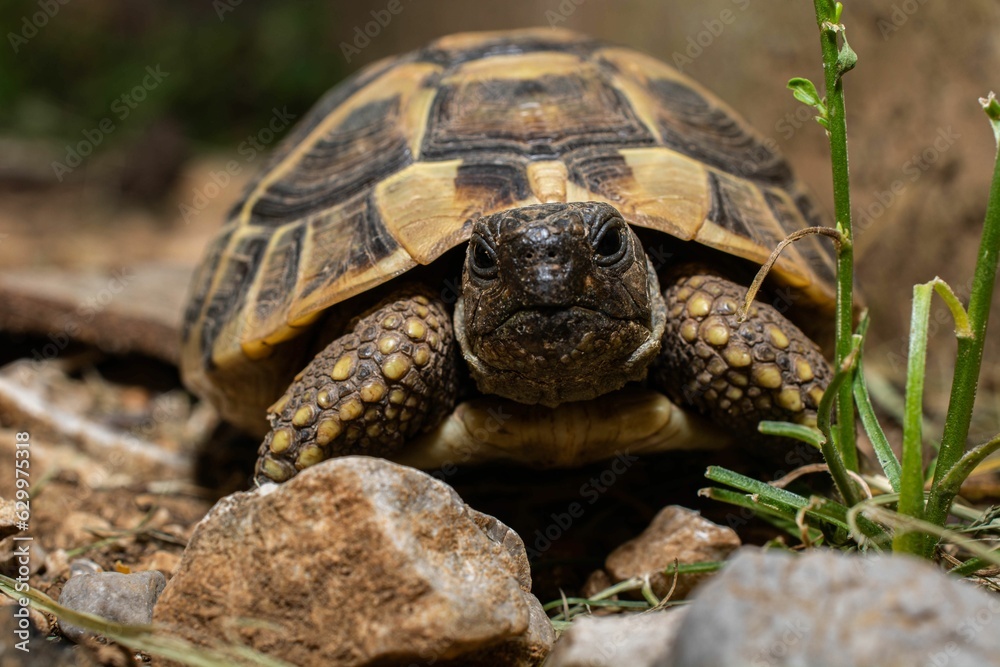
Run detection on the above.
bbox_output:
[701,487,827,545]
[541,598,649,612]
[937,432,1000,497]
[758,420,823,449]
[929,278,973,338]
[854,367,902,492]
[833,2,844,23]
[855,502,1000,569]
[894,282,933,554]
[705,468,851,533]
[848,313,901,492]
[788,77,824,108]
[949,554,999,578]
[660,561,725,577]
[982,92,1000,147]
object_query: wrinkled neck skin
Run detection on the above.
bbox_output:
[454,202,667,407]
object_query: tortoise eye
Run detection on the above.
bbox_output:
[471,237,498,278]
[593,220,628,266]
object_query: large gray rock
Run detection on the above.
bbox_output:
[58,570,166,642]
[670,548,1000,667]
[154,456,553,666]
[546,609,687,667]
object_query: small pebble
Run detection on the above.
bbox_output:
[58,571,166,643]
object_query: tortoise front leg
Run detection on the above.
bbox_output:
[651,266,832,438]
[255,289,459,484]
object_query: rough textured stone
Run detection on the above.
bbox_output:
[153,456,553,666]
[1,604,95,666]
[0,497,23,540]
[670,548,1000,667]
[58,570,166,642]
[605,505,740,599]
[547,609,687,667]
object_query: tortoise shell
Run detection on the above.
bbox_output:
[181,28,835,413]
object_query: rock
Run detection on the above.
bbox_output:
[0,595,51,637]
[68,558,102,578]
[136,550,181,576]
[547,609,688,667]
[0,537,43,578]
[0,264,191,364]
[0,604,93,667]
[670,548,1000,667]
[58,570,165,643]
[154,456,554,666]
[604,505,740,599]
[581,569,615,600]
[0,497,23,540]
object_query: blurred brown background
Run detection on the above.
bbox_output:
[2,0,999,442]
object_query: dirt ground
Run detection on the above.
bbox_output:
[2,1,1000,663]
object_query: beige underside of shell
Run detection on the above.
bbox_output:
[392,388,732,469]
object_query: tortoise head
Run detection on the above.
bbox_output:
[454,201,667,407]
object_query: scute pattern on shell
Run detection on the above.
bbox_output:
[182,27,836,415]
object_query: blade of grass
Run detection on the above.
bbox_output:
[854,502,1000,569]
[707,465,891,545]
[854,362,901,492]
[0,575,293,667]
[936,432,1000,499]
[949,554,1000,578]
[706,467,851,534]
[894,282,933,554]
[926,96,1000,552]
[850,312,902,491]
[660,561,725,577]
[700,487,826,545]
[758,421,824,449]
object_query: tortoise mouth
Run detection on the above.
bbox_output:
[492,305,627,333]
[482,306,652,371]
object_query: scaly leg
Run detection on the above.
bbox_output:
[652,267,832,438]
[255,288,458,484]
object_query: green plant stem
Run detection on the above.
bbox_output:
[925,126,1000,552]
[815,345,862,506]
[813,0,858,473]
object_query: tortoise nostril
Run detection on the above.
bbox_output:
[546,250,557,259]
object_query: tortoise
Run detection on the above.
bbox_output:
[180,28,836,484]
